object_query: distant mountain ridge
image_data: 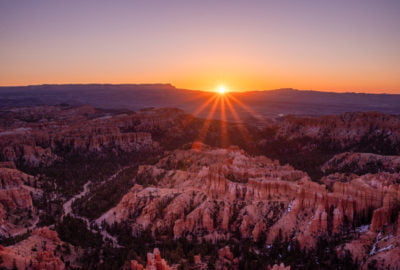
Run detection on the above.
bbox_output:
[1,84,399,118]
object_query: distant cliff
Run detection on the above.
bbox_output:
[1,84,400,118]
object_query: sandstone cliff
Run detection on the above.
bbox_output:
[98,146,400,269]
[2,106,400,269]
[0,227,70,270]
[273,112,400,149]
[0,167,38,237]
[0,106,177,167]
[129,248,172,270]
[322,152,400,174]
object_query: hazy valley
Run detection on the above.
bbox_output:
[2,84,400,120]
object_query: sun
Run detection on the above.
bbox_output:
[217,85,228,94]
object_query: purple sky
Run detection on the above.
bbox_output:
[1,0,399,93]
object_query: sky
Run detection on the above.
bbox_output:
[0,0,399,93]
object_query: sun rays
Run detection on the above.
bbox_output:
[190,90,260,151]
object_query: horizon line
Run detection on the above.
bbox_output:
[0,82,398,95]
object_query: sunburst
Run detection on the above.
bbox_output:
[188,86,260,151]
[217,85,227,94]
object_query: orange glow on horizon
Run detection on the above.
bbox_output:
[1,70,399,94]
[1,75,399,94]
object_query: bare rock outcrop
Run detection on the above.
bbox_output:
[96,145,400,270]
[272,112,400,149]
[0,227,71,270]
[370,207,391,232]
[98,147,309,243]
[0,105,174,167]
[128,248,171,270]
[322,152,400,174]
[0,167,37,237]
[98,146,400,252]
[215,246,239,270]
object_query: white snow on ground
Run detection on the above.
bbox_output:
[355,225,369,233]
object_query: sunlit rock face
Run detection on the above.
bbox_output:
[96,144,400,269]
[273,112,400,145]
[129,248,172,270]
[0,106,190,166]
[322,152,400,174]
[0,167,38,237]
[215,246,239,270]
[1,105,400,269]
[98,145,399,262]
[257,112,400,165]
[98,146,306,240]
[0,227,69,270]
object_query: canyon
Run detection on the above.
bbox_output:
[0,105,399,269]
[99,146,400,269]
